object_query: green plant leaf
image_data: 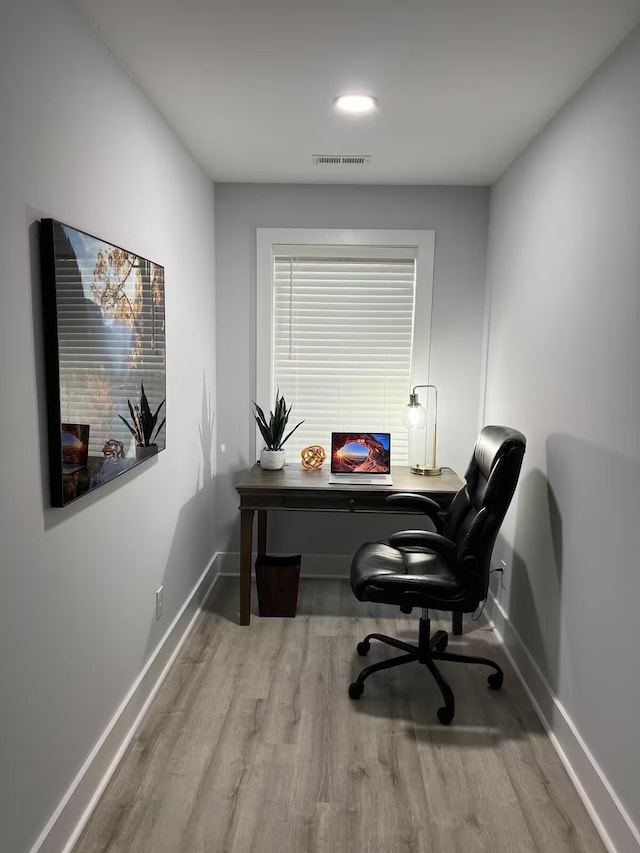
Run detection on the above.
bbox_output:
[118,413,138,439]
[280,419,304,448]
[253,401,268,428]
[252,391,303,450]
[140,383,151,419]
[151,416,166,445]
[121,386,165,446]
[252,400,276,449]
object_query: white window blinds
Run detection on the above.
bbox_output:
[271,250,417,464]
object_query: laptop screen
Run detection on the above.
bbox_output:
[330,433,391,475]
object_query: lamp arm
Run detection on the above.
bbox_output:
[411,384,438,469]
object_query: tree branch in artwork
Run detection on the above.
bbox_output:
[91,248,140,328]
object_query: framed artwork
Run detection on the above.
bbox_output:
[40,219,166,506]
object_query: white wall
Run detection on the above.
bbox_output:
[484,24,640,852]
[0,2,217,851]
[214,184,489,559]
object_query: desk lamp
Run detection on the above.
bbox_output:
[403,384,441,475]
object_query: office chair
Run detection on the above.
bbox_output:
[348,425,526,724]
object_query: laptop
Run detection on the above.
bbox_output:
[329,432,393,485]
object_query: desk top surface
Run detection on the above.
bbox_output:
[236,464,463,495]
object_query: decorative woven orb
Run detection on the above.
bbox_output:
[301,445,327,470]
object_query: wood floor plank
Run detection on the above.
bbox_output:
[73,578,605,853]
[72,604,236,853]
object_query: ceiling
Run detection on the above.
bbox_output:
[75,0,640,185]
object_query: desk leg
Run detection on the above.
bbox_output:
[240,509,254,626]
[452,612,463,635]
[257,510,267,557]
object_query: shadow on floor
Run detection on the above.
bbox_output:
[205,577,542,745]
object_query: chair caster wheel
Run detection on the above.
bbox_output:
[487,671,504,690]
[356,641,370,656]
[437,706,454,725]
[432,631,448,652]
[349,681,364,699]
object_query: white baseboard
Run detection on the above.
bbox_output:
[31,555,221,853]
[486,594,640,853]
[216,551,351,578]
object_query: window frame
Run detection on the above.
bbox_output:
[255,228,435,462]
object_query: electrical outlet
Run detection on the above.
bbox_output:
[220,443,226,453]
[156,586,164,620]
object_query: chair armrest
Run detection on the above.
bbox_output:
[388,530,457,564]
[385,492,444,532]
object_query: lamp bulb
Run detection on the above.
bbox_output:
[403,403,427,429]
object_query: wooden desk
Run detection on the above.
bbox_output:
[235,464,464,627]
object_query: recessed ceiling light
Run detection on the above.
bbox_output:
[334,93,377,114]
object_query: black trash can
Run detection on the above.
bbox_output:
[255,554,301,617]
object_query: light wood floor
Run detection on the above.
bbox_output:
[74,578,604,853]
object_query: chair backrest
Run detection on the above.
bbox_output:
[442,425,526,599]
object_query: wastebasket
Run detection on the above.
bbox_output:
[255,554,301,617]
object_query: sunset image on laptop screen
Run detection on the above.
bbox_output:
[331,433,390,474]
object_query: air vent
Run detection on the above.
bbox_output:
[313,154,371,166]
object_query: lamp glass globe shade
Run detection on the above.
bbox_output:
[403,402,427,429]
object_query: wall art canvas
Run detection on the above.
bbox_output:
[40,219,166,506]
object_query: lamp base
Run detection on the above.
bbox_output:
[410,464,442,476]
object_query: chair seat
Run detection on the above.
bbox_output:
[351,541,464,605]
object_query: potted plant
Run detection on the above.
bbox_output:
[253,390,303,469]
[119,383,166,460]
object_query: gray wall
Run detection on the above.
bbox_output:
[484,24,640,838]
[0,2,217,851]
[214,184,489,558]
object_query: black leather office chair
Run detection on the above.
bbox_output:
[349,425,526,724]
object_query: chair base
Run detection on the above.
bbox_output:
[348,616,503,725]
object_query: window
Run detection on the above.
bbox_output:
[256,229,435,465]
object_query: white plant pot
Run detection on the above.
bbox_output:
[260,449,286,470]
[135,443,158,461]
